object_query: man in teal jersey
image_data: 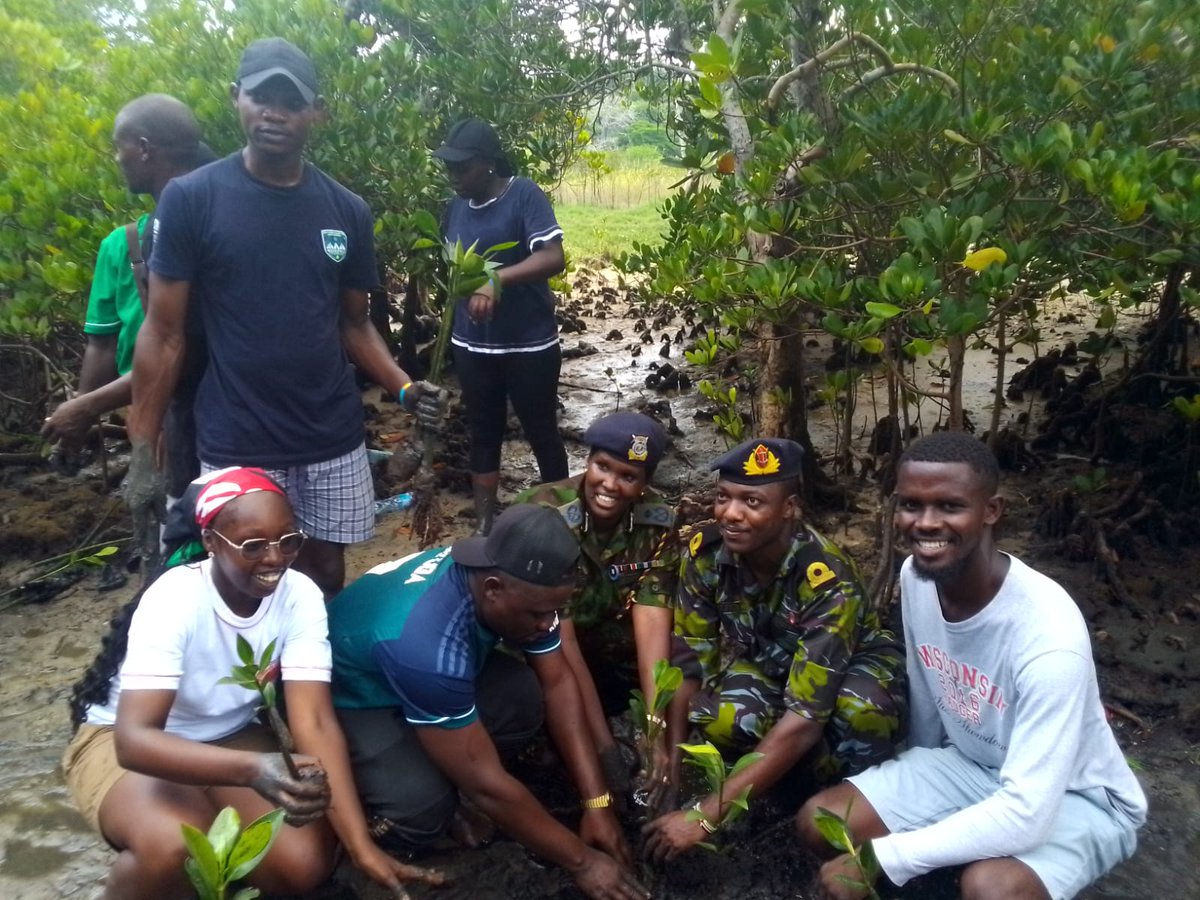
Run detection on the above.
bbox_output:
[43,95,208,448]
[329,505,646,900]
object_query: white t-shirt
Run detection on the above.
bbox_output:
[86,561,331,742]
[872,554,1147,885]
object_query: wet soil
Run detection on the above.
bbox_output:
[0,271,1197,899]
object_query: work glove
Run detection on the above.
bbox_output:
[122,440,165,577]
[400,381,447,431]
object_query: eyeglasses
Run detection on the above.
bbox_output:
[208,529,306,561]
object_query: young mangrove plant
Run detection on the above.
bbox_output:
[181,805,285,900]
[678,741,764,849]
[628,660,683,806]
[219,635,299,779]
[813,801,883,900]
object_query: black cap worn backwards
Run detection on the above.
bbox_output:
[710,437,804,485]
[433,118,505,164]
[236,37,318,105]
[451,505,580,586]
[584,411,667,470]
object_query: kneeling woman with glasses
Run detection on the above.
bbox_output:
[64,467,438,899]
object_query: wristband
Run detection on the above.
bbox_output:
[647,714,665,728]
[489,273,501,301]
[692,801,718,834]
[398,381,413,409]
[581,792,612,810]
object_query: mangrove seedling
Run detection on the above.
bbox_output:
[813,801,883,900]
[219,635,298,779]
[679,741,764,849]
[181,805,285,900]
[628,660,683,805]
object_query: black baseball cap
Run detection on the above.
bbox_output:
[236,38,318,105]
[451,505,580,586]
[433,118,505,163]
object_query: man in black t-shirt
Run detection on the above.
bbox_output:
[127,38,443,596]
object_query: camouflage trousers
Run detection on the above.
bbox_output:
[688,646,907,784]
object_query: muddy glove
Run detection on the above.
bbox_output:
[400,381,447,431]
[123,440,165,579]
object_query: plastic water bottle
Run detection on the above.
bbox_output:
[366,448,394,466]
[374,492,415,517]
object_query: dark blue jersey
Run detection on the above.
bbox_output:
[445,177,563,354]
[150,153,377,466]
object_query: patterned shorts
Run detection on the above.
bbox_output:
[201,443,374,544]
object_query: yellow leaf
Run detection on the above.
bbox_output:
[962,247,1007,271]
[1096,35,1116,53]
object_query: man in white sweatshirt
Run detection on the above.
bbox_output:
[797,432,1146,900]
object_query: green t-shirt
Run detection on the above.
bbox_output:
[83,215,147,376]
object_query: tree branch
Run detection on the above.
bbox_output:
[766,32,893,110]
[840,62,960,102]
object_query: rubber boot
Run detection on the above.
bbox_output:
[471,473,499,536]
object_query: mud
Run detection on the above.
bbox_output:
[0,272,1197,899]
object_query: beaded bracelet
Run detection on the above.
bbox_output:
[398,381,413,408]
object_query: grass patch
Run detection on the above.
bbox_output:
[554,146,677,265]
[556,201,665,266]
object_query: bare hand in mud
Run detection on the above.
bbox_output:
[571,847,650,900]
[41,397,93,448]
[816,853,871,900]
[353,841,446,899]
[581,806,634,869]
[250,754,329,825]
[641,809,706,862]
[633,741,675,815]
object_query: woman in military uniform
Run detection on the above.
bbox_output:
[513,411,678,797]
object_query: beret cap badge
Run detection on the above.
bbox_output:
[743,443,781,477]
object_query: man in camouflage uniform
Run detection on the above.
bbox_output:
[643,438,905,861]
[514,412,679,793]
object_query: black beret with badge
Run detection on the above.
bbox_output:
[584,411,667,470]
[710,437,804,485]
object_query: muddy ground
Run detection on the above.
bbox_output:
[0,273,1197,899]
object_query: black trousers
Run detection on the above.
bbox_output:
[336,651,544,847]
[453,343,568,480]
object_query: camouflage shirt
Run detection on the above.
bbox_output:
[513,474,678,630]
[675,523,896,726]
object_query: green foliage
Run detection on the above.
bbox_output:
[218,635,297,777]
[612,0,1199,438]
[679,741,764,845]
[813,803,882,900]
[628,660,683,744]
[181,805,285,900]
[696,379,745,444]
[1,0,606,348]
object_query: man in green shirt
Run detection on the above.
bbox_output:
[42,94,207,449]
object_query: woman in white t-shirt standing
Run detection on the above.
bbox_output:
[64,467,439,899]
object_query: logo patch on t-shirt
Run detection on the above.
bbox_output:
[321,229,348,262]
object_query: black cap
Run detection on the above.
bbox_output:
[236,38,318,105]
[585,411,667,470]
[451,505,580,586]
[710,438,804,485]
[433,118,505,164]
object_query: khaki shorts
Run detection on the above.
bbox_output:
[62,722,277,835]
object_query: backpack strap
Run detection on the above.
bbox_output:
[123,221,149,312]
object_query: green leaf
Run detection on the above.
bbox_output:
[942,129,972,145]
[859,337,885,354]
[206,805,241,864]
[236,635,255,666]
[231,889,262,900]
[184,857,219,900]
[864,302,901,319]
[728,750,764,778]
[412,237,438,250]
[180,822,221,891]
[227,808,286,882]
[679,741,723,759]
[1147,249,1183,265]
[812,807,853,852]
[483,241,518,255]
[258,639,278,671]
